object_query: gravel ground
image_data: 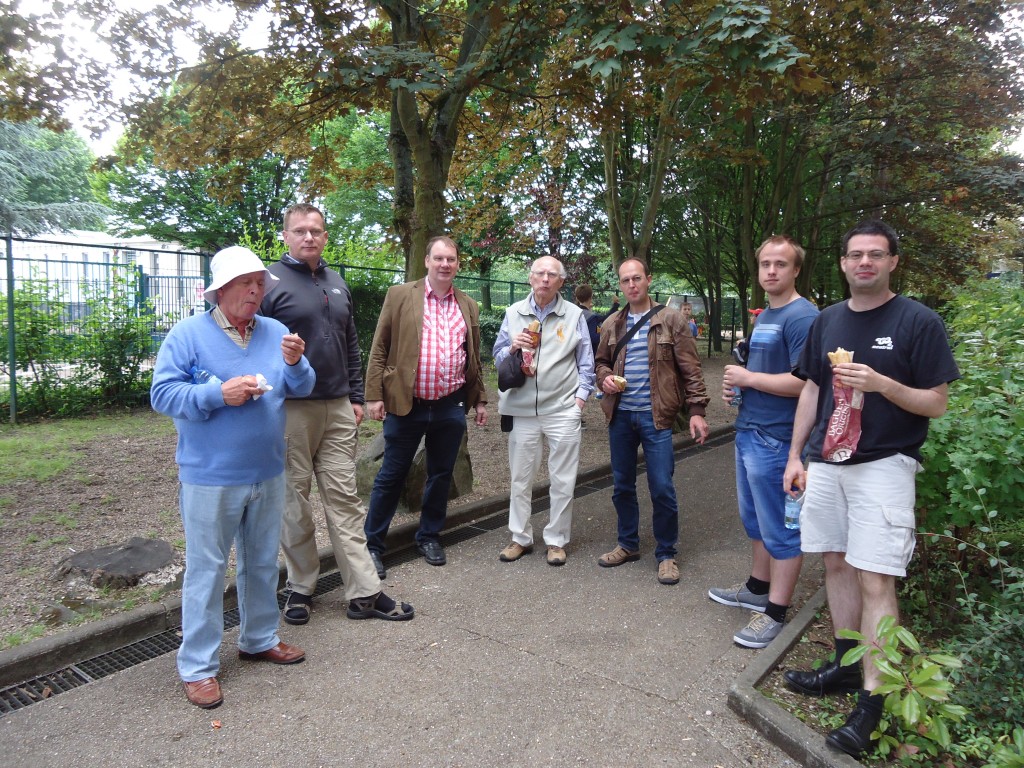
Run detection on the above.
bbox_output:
[0,354,732,647]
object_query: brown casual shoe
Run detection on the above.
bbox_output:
[238,641,305,665]
[657,558,680,585]
[598,545,641,568]
[499,541,534,561]
[546,545,567,566]
[183,677,223,709]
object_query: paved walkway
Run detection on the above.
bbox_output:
[0,434,825,767]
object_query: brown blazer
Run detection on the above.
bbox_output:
[365,279,487,416]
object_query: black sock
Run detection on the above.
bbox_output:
[765,601,788,624]
[835,637,859,667]
[746,576,770,595]
[857,691,884,717]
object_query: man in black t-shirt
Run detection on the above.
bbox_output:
[781,220,960,759]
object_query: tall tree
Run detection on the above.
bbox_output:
[83,1,557,279]
[95,138,305,251]
[0,120,108,234]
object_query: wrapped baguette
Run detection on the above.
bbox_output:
[521,320,542,376]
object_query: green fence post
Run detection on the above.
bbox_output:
[5,232,16,424]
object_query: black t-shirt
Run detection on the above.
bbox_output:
[795,295,960,464]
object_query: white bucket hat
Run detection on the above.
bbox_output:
[203,246,279,305]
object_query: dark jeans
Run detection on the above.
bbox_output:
[364,397,467,554]
[608,408,679,561]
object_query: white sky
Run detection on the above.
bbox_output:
[60,3,1024,158]
[58,0,269,155]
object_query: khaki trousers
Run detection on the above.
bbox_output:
[281,398,380,601]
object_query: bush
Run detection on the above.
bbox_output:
[479,308,506,361]
[918,277,1024,538]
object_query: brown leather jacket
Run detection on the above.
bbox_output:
[594,306,709,430]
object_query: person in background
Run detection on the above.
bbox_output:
[594,258,709,585]
[261,203,413,625]
[575,283,620,354]
[782,219,959,758]
[681,302,699,338]
[708,235,818,648]
[363,236,488,576]
[151,246,315,709]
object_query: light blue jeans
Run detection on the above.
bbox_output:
[177,473,285,682]
[735,428,801,560]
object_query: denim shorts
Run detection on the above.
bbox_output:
[801,454,921,576]
[735,428,801,560]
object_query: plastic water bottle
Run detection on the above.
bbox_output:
[784,493,803,530]
[190,366,222,386]
[728,386,742,407]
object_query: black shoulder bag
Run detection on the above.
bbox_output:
[611,304,665,364]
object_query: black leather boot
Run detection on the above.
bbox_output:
[826,701,882,757]
[783,658,863,696]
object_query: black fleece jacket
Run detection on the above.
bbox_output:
[260,257,365,403]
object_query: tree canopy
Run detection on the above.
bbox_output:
[0,120,108,234]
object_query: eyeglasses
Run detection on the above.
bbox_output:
[531,270,562,280]
[842,250,891,262]
[619,275,646,285]
[288,228,326,238]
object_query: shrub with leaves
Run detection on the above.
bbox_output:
[73,265,158,407]
[840,617,967,762]
[918,277,1024,537]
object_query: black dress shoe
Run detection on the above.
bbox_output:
[369,550,387,580]
[784,659,863,696]
[416,540,446,566]
[826,703,881,757]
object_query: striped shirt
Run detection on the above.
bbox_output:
[212,305,255,349]
[415,280,468,400]
[618,312,653,411]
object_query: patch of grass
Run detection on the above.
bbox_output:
[0,495,13,509]
[25,533,39,544]
[0,412,176,485]
[44,535,69,546]
[1,623,46,651]
[55,514,77,529]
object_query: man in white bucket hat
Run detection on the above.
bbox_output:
[151,245,316,709]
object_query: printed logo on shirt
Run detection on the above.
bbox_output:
[331,288,343,294]
[556,323,566,342]
[872,337,894,350]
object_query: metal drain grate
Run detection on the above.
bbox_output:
[0,431,733,717]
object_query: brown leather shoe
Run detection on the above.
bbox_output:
[657,558,680,585]
[499,541,534,561]
[546,545,567,566]
[598,545,641,568]
[238,641,305,665]
[183,677,223,709]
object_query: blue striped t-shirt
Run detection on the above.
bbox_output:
[618,312,652,411]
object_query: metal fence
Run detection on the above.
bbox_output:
[3,235,743,420]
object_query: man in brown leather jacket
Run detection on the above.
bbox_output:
[594,258,709,585]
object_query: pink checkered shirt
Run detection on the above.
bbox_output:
[415,281,468,400]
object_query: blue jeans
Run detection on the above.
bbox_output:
[177,473,285,682]
[364,399,467,554]
[735,428,800,560]
[608,409,678,561]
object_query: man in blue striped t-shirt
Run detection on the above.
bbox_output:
[594,259,710,586]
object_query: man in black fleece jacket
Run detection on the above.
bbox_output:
[261,203,413,624]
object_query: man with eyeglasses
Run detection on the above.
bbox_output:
[782,219,960,758]
[594,258,709,585]
[494,256,594,566]
[364,236,488,573]
[262,203,414,624]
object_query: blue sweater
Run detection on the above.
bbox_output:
[151,312,315,486]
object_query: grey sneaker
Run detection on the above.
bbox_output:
[708,582,769,611]
[733,611,783,648]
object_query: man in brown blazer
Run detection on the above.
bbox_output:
[363,236,487,576]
